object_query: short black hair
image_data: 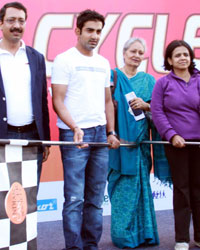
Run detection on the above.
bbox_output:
[0,2,27,22]
[76,9,105,32]
[164,40,195,74]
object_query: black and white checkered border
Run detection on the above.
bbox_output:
[0,145,38,249]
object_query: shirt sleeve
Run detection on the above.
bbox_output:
[151,77,177,141]
[105,60,111,88]
[51,54,70,85]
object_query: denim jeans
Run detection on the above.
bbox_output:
[7,128,43,187]
[59,125,109,250]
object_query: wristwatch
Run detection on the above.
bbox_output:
[107,131,118,137]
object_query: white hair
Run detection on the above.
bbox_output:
[123,37,147,53]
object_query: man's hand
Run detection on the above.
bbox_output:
[42,146,50,162]
[107,134,120,149]
[73,127,88,148]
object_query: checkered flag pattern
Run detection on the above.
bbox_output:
[0,145,38,250]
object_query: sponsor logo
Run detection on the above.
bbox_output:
[103,195,110,205]
[152,190,167,199]
[5,182,27,224]
[37,199,57,212]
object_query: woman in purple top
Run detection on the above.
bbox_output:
[151,40,200,250]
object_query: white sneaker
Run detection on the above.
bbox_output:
[194,241,200,247]
[174,242,189,250]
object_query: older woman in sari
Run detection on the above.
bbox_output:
[108,37,166,249]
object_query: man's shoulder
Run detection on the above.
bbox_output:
[94,53,109,62]
[93,53,110,69]
[25,46,46,65]
[54,47,77,64]
[26,46,43,57]
[55,47,76,58]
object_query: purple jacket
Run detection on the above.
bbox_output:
[151,70,200,141]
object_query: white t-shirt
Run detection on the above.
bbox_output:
[0,40,33,126]
[51,47,110,129]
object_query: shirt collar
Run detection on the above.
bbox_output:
[0,39,26,54]
[170,68,200,79]
[19,40,26,50]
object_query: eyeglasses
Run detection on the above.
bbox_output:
[4,18,26,25]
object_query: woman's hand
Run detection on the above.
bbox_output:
[171,135,185,148]
[129,98,150,111]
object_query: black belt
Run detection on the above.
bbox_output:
[7,121,37,133]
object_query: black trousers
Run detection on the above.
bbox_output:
[165,144,200,243]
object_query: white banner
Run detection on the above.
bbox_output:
[37,174,173,222]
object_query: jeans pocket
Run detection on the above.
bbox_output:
[59,129,74,141]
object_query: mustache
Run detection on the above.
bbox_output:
[10,28,23,33]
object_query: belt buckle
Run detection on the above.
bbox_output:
[17,127,22,133]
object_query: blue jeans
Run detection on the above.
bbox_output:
[59,125,109,250]
[7,128,43,187]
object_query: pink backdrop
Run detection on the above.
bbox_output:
[1,0,200,182]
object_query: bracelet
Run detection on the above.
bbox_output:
[107,131,117,137]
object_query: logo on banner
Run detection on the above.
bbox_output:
[37,199,57,212]
[5,182,28,224]
[152,190,167,200]
[103,195,109,205]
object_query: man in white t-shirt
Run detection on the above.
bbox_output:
[51,9,119,250]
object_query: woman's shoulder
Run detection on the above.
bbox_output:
[192,68,200,78]
[136,72,156,87]
[156,72,172,83]
[111,68,119,74]
[154,73,173,91]
[138,71,155,80]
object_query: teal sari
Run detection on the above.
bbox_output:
[108,68,162,249]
